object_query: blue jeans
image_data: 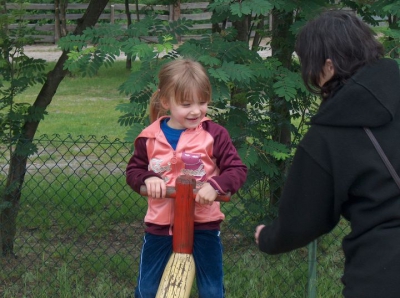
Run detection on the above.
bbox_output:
[135,230,225,298]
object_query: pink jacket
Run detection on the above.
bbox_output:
[126,116,247,234]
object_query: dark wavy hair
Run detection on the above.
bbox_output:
[295,10,384,100]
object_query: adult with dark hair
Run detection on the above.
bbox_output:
[255,10,400,298]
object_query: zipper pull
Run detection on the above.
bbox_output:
[170,152,177,165]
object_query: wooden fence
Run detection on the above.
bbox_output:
[5,2,220,43]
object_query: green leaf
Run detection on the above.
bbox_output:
[221,61,255,84]
[208,68,230,83]
[243,146,259,168]
[231,0,273,17]
[124,123,146,143]
[210,80,231,103]
[119,68,155,96]
[262,139,290,161]
[198,55,221,67]
[272,68,304,101]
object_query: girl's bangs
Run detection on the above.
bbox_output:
[174,82,211,104]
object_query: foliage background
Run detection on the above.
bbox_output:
[1,0,399,296]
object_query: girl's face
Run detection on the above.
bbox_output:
[162,96,208,130]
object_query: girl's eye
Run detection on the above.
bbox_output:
[182,103,191,107]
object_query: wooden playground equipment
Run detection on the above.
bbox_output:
[140,175,230,298]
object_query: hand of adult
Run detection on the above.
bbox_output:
[255,224,266,245]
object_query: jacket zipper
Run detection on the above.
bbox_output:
[169,151,177,165]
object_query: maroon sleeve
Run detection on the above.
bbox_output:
[125,137,163,194]
[203,121,247,195]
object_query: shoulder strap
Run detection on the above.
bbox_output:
[364,127,400,190]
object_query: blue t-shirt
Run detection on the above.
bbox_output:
[160,118,186,150]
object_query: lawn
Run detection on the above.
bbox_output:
[16,61,132,140]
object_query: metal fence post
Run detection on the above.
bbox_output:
[307,240,317,298]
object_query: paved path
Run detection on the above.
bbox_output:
[24,43,271,62]
[23,45,127,62]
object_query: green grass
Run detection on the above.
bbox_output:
[15,61,132,140]
[2,263,133,298]
[19,173,146,231]
[2,167,347,297]
[1,240,344,298]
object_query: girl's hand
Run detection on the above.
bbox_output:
[195,183,218,205]
[144,177,166,198]
[254,225,266,245]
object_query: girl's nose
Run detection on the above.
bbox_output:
[190,104,201,114]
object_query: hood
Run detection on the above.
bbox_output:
[311,58,400,128]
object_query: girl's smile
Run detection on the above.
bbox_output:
[163,98,208,130]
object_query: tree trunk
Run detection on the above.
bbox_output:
[60,0,69,37]
[54,0,61,42]
[0,0,111,258]
[268,9,295,206]
[250,15,265,51]
[135,0,139,22]
[125,0,132,69]
[0,0,6,14]
[209,0,226,33]
[0,0,9,82]
[388,14,399,59]
[0,0,7,35]
[172,0,181,20]
[53,0,68,42]
[232,16,249,42]
[173,0,181,42]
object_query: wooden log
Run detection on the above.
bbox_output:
[155,252,196,298]
[156,175,195,298]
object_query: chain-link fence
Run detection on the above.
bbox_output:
[0,134,348,297]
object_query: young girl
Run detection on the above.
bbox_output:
[255,10,400,298]
[126,58,247,298]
